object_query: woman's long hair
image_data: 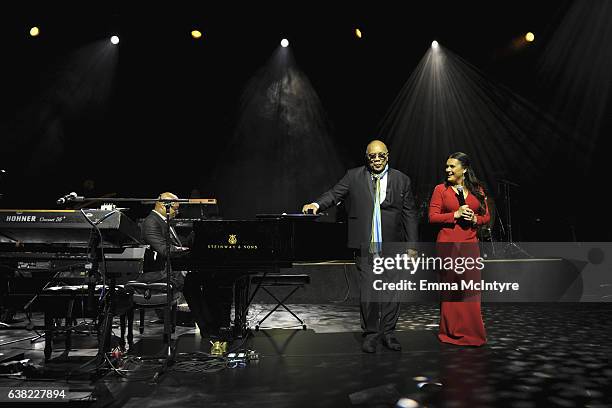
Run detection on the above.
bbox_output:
[444,152,487,215]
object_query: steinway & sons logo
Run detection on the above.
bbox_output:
[207,234,258,250]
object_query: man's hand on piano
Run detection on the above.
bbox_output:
[171,246,190,258]
[302,203,319,215]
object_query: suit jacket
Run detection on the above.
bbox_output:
[141,211,183,272]
[316,166,418,249]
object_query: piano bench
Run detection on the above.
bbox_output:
[250,274,310,331]
[124,282,179,339]
[39,285,133,361]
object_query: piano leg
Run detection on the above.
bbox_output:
[139,309,145,334]
[233,275,251,339]
[119,314,126,351]
[65,299,75,354]
[171,303,177,334]
[44,313,53,361]
[127,307,134,349]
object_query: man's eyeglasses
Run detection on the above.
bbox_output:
[367,152,388,160]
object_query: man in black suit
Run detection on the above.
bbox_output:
[141,192,231,339]
[140,192,188,279]
[141,192,187,263]
[139,192,188,327]
[303,140,418,353]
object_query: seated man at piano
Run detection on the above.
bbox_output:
[140,192,189,281]
[141,192,232,340]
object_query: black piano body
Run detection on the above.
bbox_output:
[174,215,351,268]
[171,215,351,336]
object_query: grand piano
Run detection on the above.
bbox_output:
[172,213,352,336]
[1,208,351,337]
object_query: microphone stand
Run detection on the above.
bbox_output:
[0,169,5,201]
[59,195,190,377]
[152,201,176,382]
[498,180,531,258]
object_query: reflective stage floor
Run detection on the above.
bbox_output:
[0,303,611,407]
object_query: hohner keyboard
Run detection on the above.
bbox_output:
[0,209,141,245]
[0,209,145,312]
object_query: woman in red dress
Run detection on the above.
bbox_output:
[428,152,490,346]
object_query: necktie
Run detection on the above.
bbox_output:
[370,166,388,254]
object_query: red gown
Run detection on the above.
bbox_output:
[428,183,490,346]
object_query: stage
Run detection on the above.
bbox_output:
[1,303,611,407]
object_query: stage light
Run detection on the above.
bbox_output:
[110,35,120,45]
[431,40,439,49]
[525,32,535,42]
[191,30,202,39]
[29,26,40,37]
[280,38,289,47]
[355,28,362,39]
[395,398,419,408]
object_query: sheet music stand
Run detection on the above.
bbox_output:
[177,198,219,219]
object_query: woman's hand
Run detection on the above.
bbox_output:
[454,205,473,220]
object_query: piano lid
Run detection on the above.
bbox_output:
[188,219,291,264]
[182,217,351,266]
[255,213,319,220]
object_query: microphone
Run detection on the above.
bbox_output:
[456,186,466,206]
[456,186,471,227]
[56,192,78,205]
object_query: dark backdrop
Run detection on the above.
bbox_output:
[1,2,609,240]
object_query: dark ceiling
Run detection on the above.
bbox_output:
[1,1,609,240]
